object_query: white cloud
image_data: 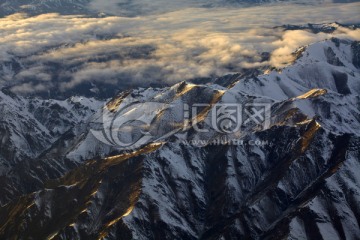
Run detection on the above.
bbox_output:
[0,2,359,94]
[270,28,360,67]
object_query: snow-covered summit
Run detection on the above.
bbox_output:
[0,37,359,240]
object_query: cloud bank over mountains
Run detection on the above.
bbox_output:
[90,0,360,17]
[0,2,359,96]
[2,0,359,18]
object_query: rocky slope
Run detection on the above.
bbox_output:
[0,92,103,202]
[0,38,359,240]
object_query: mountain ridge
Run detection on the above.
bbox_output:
[0,37,359,239]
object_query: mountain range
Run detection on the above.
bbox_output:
[0,35,359,239]
[1,0,359,17]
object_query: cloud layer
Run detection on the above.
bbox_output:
[0,2,359,96]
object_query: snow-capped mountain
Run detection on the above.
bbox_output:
[0,37,359,240]
[0,92,103,173]
[0,0,353,17]
[0,0,92,17]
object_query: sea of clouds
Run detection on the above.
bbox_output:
[0,1,359,95]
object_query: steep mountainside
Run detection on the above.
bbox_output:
[0,92,103,174]
[0,38,359,239]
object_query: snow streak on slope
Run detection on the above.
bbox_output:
[0,38,359,239]
[0,92,103,174]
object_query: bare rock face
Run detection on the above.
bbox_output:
[0,39,359,240]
